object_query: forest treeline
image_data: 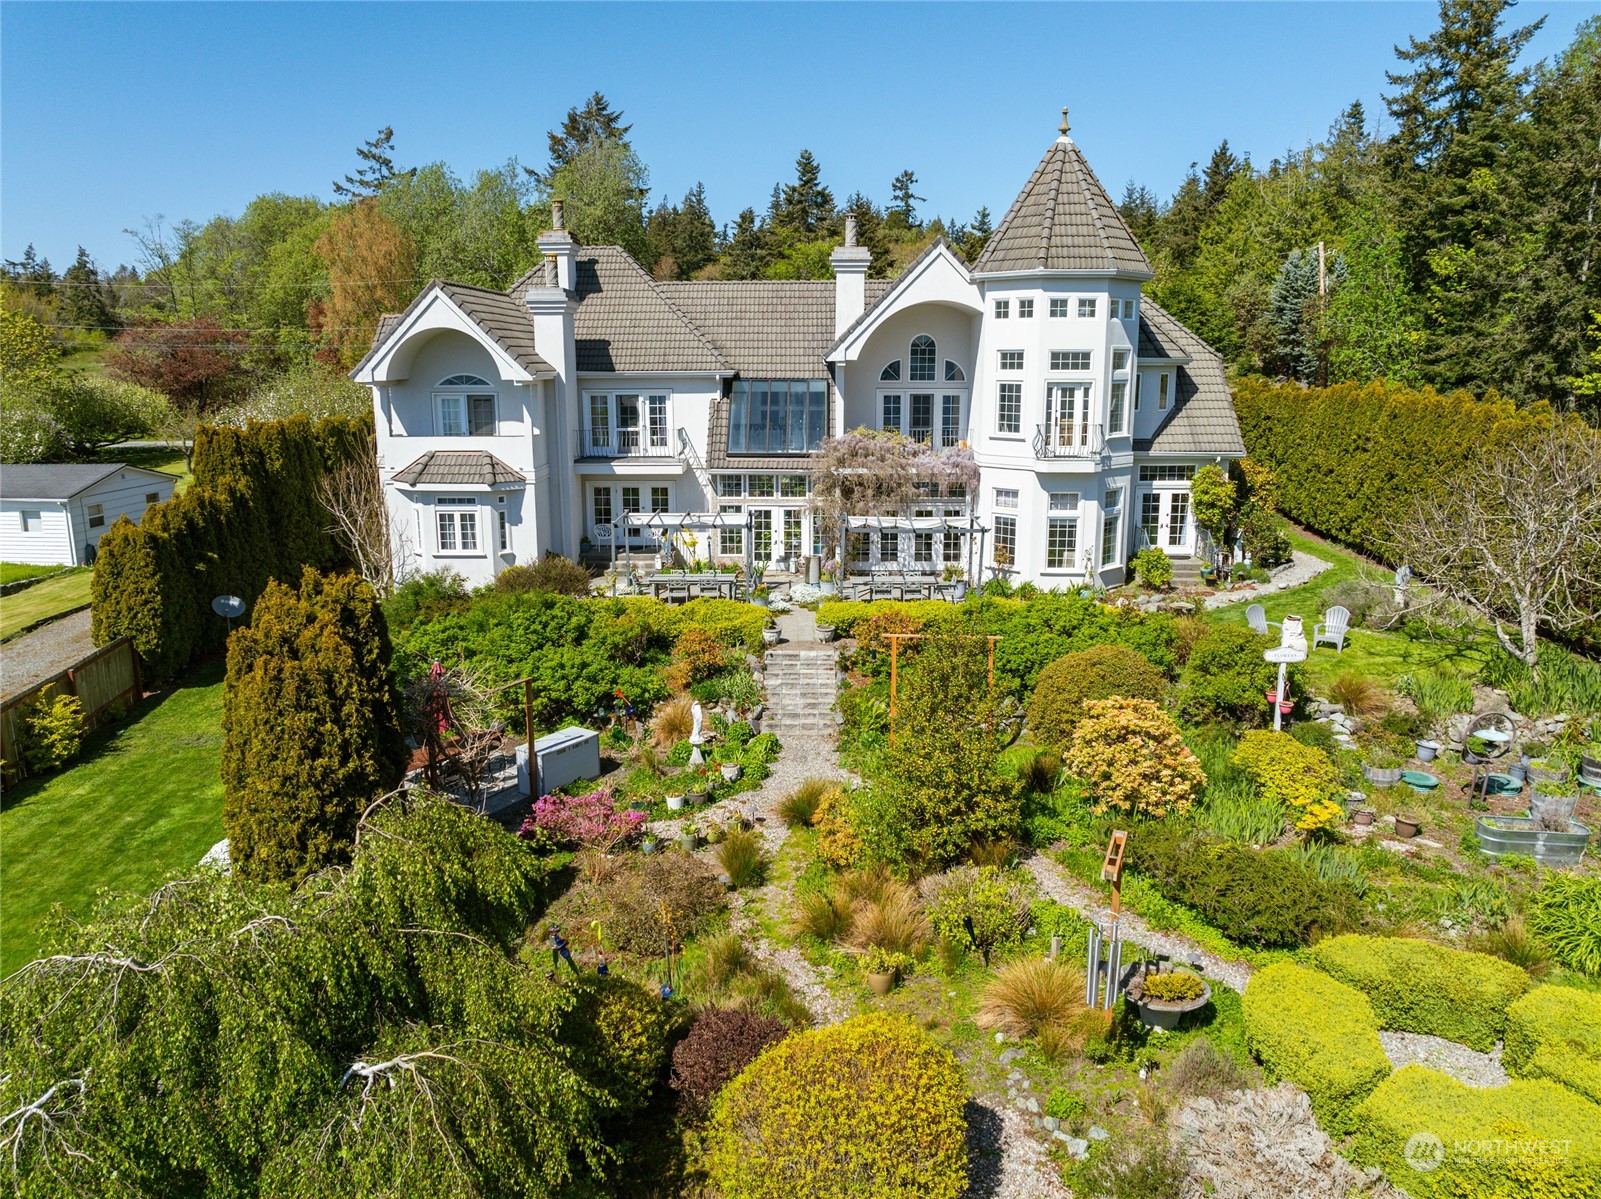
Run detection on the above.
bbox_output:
[2,0,1597,420]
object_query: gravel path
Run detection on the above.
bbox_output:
[0,608,95,700]
[964,1099,1075,1199]
[1025,853,1255,995]
[1378,1031,1508,1088]
[1202,550,1335,609]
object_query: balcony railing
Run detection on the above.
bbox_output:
[577,426,680,460]
[1033,422,1105,459]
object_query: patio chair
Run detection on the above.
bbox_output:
[1313,605,1351,653]
[1245,604,1280,637]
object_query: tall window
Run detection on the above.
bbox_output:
[729,379,827,453]
[909,335,936,381]
[880,531,899,563]
[941,394,962,446]
[592,487,613,530]
[1122,298,1136,318]
[436,376,496,436]
[994,515,1017,569]
[1109,381,1127,433]
[498,508,510,551]
[588,395,611,450]
[1100,489,1122,567]
[914,532,935,564]
[1047,493,1079,569]
[910,394,933,444]
[617,395,641,451]
[1158,374,1171,410]
[719,505,743,555]
[1112,349,1130,371]
[437,497,478,552]
[648,395,668,447]
[622,486,641,517]
[1141,492,1161,545]
[1017,299,1034,318]
[1167,492,1190,547]
[997,383,1022,434]
[882,393,902,433]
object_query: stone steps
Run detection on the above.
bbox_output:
[762,646,839,742]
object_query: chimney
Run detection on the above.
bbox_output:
[538,201,576,291]
[829,215,872,336]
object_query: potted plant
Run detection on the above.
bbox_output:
[942,563,968,599]
[762,620,780,647]
[819,561,839,597]
[640,832,659,854]
[1530,789,1579,829]
[863,947,912,996]
[1393,814,1423,839]
[685,771,710,805]
[1528,758,1569,787]
[1129,966,1211,1030]
[678,819,698,852]
[816,621,837,643]
[1352,807,1375,826]
[720,760,741,782]
[666,791,686,812]
[1415,739,1441,763]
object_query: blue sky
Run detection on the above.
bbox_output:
[3,1,1596,269]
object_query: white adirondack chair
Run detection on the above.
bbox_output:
[1246,604,1280,637]
[1314,605,1351,652]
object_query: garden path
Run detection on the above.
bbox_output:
[1201,550,1335,609]
[1024,853,1256,995]
[1377,1030,1508,1088]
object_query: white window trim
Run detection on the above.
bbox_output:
[582,390,674,454]
[995,381,1024,438]
[434,496,482,556]
[998,350,1025,372]
[1017,298,1035,318]
[1047,350,1094,373]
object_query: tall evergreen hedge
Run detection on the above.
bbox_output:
[90,412,370,679]
[221,568,407,883]
[1231,379,1553,561]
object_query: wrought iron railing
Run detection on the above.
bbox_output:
[1032,423,1105,459]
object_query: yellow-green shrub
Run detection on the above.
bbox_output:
[1063,697,1206,819]
[658,596,767,651]
[813,787,862,868]
[705,1012,968,1199]
[1309,935,1528,1051]
[1242,960,1390,1136]
[1026,645,1168,753]
[1230,730,1345,833]
[1504,985,1601,1104]
[1347,1065,1601,1199]
[816,599,968,636]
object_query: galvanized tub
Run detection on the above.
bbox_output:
[1475,816,1592,867]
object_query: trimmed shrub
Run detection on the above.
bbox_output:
[1133,546,1173,590]
[1026,645,1167,753]
[670,1007,788,1116]
[1177,624,1297,728]
[922,865,1032,965]
[1062,697,1206,820]
[589,852,725,955]
[1527,874,1601,978]
[1230,730,1345,833]
[1240,508,1292,568]
[1309,935,1529,1051]
[664,625,735,690]
[19,684,84,773]
[221,569,408,884]
[1504,985,1601,1104]
[1347,1065,1601,1199]
[1128,824,1363,948]
[812,787,862,867]
[492,554,593,596]
[562,974,677,1118]
[705,1013,968,1199]
[1242,961,1390,1136]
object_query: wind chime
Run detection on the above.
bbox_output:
[1085,830,1129,1018]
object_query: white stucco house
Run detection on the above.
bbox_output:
[0,462,178,567]
[353,117,1244,590]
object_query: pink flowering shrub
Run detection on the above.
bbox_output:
[520,788,645,854]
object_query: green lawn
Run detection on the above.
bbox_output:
[0,568,92,640]
[0,563,66,586]
[1204,526,1495,691]
[0,661,226,975]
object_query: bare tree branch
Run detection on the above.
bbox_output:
[318,444,401,598]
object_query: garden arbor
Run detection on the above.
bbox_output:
[607,510,753,583]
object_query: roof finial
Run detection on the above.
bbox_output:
[1059,107,1070,137]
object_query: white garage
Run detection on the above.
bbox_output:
[0,462,179,567]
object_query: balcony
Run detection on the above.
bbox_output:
[577,425,680,461]
[1033,422,1105,460]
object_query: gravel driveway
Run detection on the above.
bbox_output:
[0,609,96,700]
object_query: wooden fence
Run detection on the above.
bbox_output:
[1,638,141,784]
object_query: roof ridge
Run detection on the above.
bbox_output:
[1066,144,1115,269]
[974,146,1051,273]
[1038,144,1064,266]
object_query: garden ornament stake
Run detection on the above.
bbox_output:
[1088,830,1130,1018]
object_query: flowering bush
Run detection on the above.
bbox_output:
[1231,731,1346,833]
[706,1012,968,1199]
[1063,698,1206,820]
[519,787,645,854]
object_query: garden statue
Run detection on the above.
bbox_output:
[689,700,706,765]
[1393,563,1412,606]
[1279,614,1308,656]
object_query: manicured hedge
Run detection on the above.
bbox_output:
[1309,935,1529,1051]
[1504,985,1601,1105]
[91,413,370,678]
[1348,1065,1601,1199]
[1242,960,1391,1135]
[1232,378,1551,561]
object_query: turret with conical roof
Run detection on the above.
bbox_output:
[974,113,1152,277]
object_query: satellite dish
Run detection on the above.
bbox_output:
[212,595,245,619]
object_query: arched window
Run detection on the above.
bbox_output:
[880,360,902,382]
[909,336,936,382]
[944,360,966,382]
[439,374,492,387]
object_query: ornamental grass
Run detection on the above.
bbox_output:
[976,956,1093,1041]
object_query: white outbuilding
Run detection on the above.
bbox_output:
[0,462,179,567]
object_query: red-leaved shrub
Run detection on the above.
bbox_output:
[670,1006,788,1115]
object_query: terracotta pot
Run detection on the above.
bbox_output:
[1394,816,1422,839]
[866,970,897,997]
[1353,809,1375,826]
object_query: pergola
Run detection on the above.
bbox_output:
[607,510,753,580]
[839,512,990,583]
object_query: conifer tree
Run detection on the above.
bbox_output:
[333,126,408,197]
[776,150,834,233]
[888,169,925,230]
[221,569,408,883]
[530,92,632,184]
[718,208,772,280]
[59,246,118,334]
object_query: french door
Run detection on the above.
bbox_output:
[1137,489,1192,553]
[1045,384,1092,451]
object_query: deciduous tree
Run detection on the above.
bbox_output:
[313,199,417,367]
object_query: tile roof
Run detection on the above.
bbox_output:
[0,462,165,500]
[660,279,890,377]
[564,247,728,373]
[1134,300,1244,456]
[436,282,551,375]
[391,451,527,487]
[974,137,1152,276]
